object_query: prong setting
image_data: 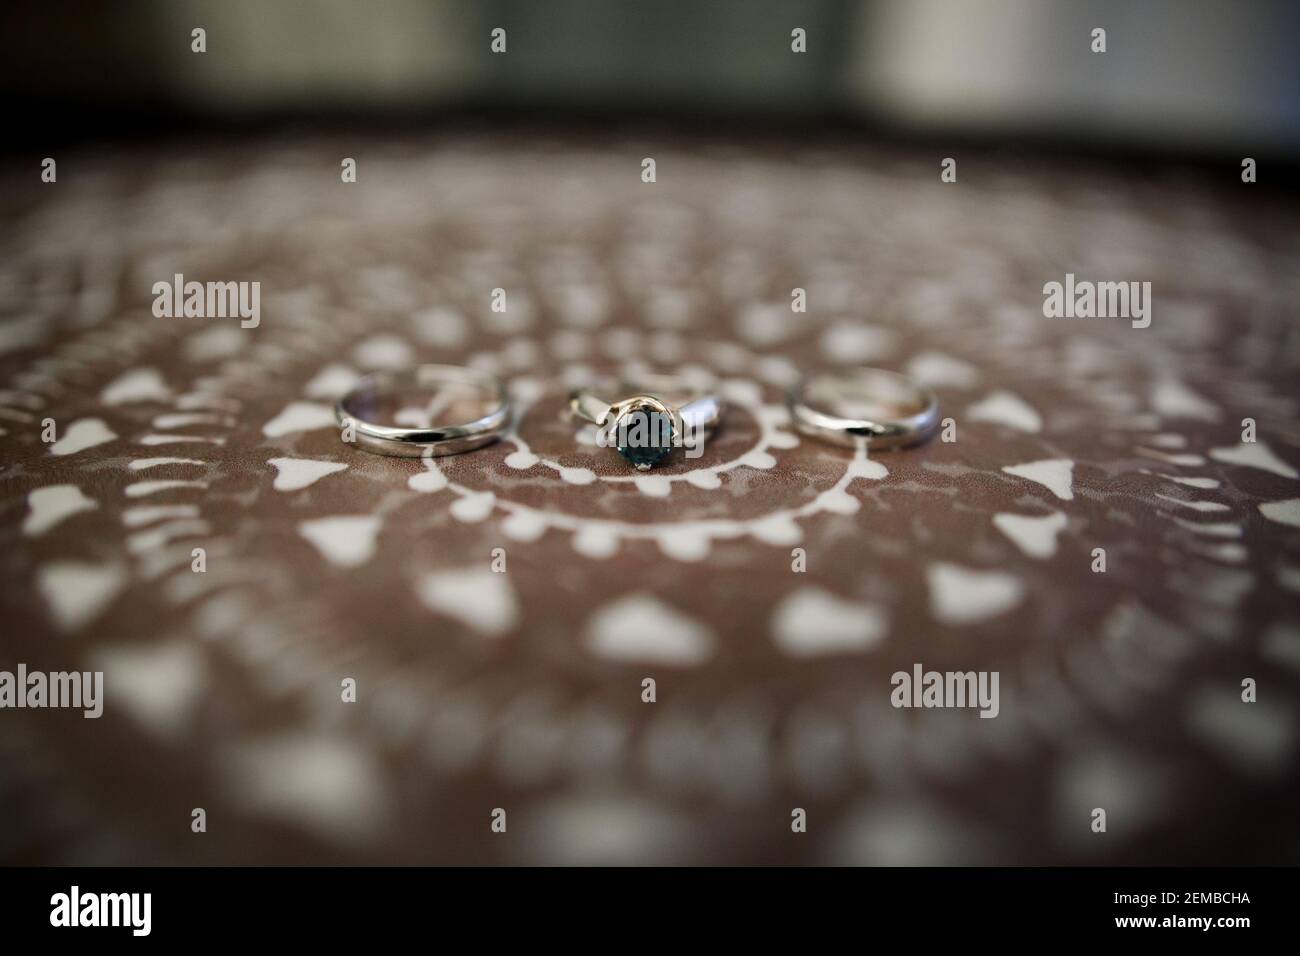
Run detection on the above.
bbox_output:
[570,382,722,471]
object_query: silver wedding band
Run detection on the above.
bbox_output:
[786,368,939,450]
[336,365,510,457]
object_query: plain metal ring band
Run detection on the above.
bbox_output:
[336,365,510,457]
[786,368,940,450]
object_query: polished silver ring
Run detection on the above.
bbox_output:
[336,365,510,457]
[787,368,939,450]
[569,373,723,470]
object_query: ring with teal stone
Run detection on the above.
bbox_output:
[569,380,724,471]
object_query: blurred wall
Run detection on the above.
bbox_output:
[155,0,480,110]
[862,0,1300,149]
[4,0,1298,152]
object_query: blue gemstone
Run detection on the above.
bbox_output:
[616,408,674,469]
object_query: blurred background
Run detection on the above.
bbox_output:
[5,0,1299,161]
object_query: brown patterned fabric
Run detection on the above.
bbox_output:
[1,133,1298,864]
